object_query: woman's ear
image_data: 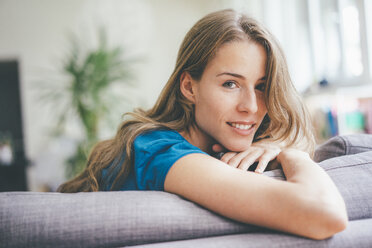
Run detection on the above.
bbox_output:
[180,71,197,103]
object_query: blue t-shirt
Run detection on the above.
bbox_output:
[102,130,207,191]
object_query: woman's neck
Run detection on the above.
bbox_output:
[179,125,215,155]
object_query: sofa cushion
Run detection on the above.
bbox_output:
[0,191,266,248]
[314,134,372,162]
[127,218,372,248]
[319,151,372,221]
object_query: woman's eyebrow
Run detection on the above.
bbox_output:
[216,72,267,81]
[216,72,245,79]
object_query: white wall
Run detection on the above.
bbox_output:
[0,0,313,191]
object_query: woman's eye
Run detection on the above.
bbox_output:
[255,83,266,92]
[222,81,237,89]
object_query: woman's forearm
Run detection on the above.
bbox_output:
[277,149,348,239]
[278,149,339,191]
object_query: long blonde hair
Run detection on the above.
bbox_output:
[58,9,314,193]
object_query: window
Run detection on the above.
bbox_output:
[308,0,372,86]
[365,0,372,79]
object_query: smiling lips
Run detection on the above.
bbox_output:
[227,122,255,131]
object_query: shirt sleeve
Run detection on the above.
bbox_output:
[133,130,207,190]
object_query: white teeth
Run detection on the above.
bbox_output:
[231,123,252,130]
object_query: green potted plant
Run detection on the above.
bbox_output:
[44,28,134,179]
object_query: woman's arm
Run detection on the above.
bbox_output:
[164,150,347,240]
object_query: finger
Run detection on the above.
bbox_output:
[225,149,255,168]
[254,151,280,173]
[236,149,264,171]
[220,152,237,164]
[254,155,272,173]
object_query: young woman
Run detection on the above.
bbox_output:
[58,9,348,240]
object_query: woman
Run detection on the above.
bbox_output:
[58,9,347,240]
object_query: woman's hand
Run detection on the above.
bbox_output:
[212,139,282,173]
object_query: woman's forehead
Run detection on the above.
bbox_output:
[204,41,267,79]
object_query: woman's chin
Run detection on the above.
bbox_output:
[223,142,252,152]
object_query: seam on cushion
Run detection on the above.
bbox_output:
[350,217,372,222]
[131,230,253,247]
[324,161,372,171]
[340,136,348,155]
[349,145,372,149]
[316,151,344,157]
[314,151,346,163]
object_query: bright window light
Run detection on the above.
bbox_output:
[365,0,372,79]
[341,1,363,77]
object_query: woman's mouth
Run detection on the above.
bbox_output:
[227,122,255,131]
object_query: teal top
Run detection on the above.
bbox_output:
[102,130,207,191]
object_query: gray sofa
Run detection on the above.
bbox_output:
[1,134,372,248]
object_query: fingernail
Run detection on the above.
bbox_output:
[255,169,263,174]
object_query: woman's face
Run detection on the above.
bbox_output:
[186,40,268,152]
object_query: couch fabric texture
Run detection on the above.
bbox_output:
[1,134,372,247]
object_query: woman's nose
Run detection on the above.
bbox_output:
[237,88,258,113]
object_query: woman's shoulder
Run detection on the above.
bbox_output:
[136,129,185,142]
[133,129,206,157]
[134,129,194,149]
[132,129,206,190]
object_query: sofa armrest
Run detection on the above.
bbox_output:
[314,134,372,162]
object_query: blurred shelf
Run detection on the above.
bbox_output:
[303,84,372,144]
